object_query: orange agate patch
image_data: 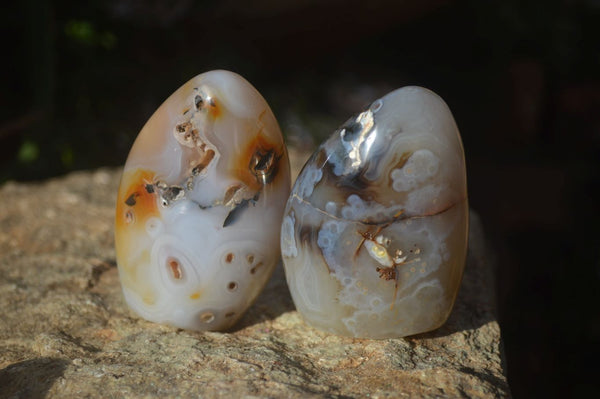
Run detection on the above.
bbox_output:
[230,132,282,192]
[208,97,222,119]
[115,168,160,232]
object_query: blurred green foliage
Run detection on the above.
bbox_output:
[17,140,39,164]
[64,19,117,49]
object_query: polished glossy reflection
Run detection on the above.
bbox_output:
[281,86,468,338]
[115,70,291,331]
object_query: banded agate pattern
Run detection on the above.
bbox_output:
[281,87,468,338]
[115,71,290,331]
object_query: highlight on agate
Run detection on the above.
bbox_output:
[281,86,468,338]
[115,70,291,331]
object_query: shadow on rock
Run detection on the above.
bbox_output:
[0,357,70,398]
[410,212,498,340]
[229,263,296,332]
[458,366,511,393]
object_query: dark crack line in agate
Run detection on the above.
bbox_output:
[152,172,263,226]
[194,200,212,210]
[222,192,260,228]
[290,193,466,226]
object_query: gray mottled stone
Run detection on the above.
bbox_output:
[0,150,510,398]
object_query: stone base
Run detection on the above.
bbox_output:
[0,163,510,398]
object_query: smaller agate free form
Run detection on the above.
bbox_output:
[281,87,468,338]
[115,71,290,331]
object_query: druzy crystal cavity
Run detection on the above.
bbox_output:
[115,70,291,331]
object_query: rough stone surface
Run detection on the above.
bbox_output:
[0,149,510,398]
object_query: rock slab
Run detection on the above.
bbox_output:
[0,159,510,398]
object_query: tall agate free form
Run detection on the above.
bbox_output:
[115,71,290,331]
[281,87,468,338]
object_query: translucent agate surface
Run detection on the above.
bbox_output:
[115,70,290,331]
[281,87,468,338]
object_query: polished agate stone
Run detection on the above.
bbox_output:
[281,87,468,338]
[115,70,290,331]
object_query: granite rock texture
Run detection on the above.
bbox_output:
[0,150,510,398]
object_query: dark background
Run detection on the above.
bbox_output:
[2,0,599,396]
